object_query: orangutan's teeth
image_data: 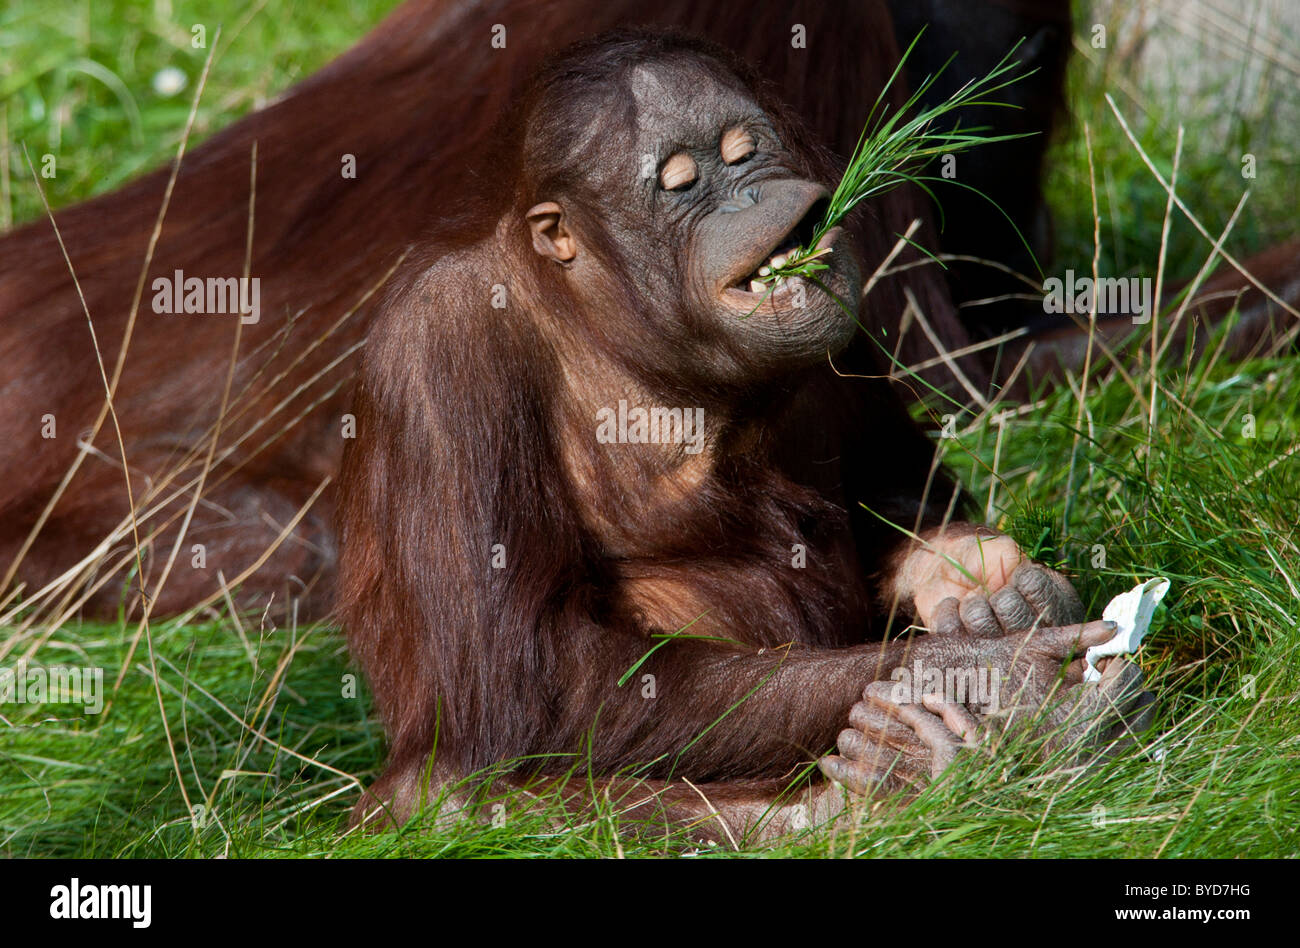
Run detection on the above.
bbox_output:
[770,253,788,268]
[749,280,766,293]
[758,265,771,277]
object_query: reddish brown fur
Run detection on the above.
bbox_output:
[2,0,1292,621]
[333,28,996,833]
[0,0,975,620]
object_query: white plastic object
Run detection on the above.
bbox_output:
[1084,578,1170,682]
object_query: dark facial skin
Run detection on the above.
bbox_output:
[527,58,860,383]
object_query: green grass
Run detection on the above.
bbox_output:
[760,30,1033,292]
[1044,5,1300,282]
[2,2,1299,857]
[0,0,400,226]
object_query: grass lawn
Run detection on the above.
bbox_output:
[1,0,1297,857]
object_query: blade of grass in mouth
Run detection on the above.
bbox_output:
[757,27,1039,296]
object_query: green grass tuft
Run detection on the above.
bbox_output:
[758,28,1036,295]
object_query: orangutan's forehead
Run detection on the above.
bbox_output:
[627,61,758,145]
